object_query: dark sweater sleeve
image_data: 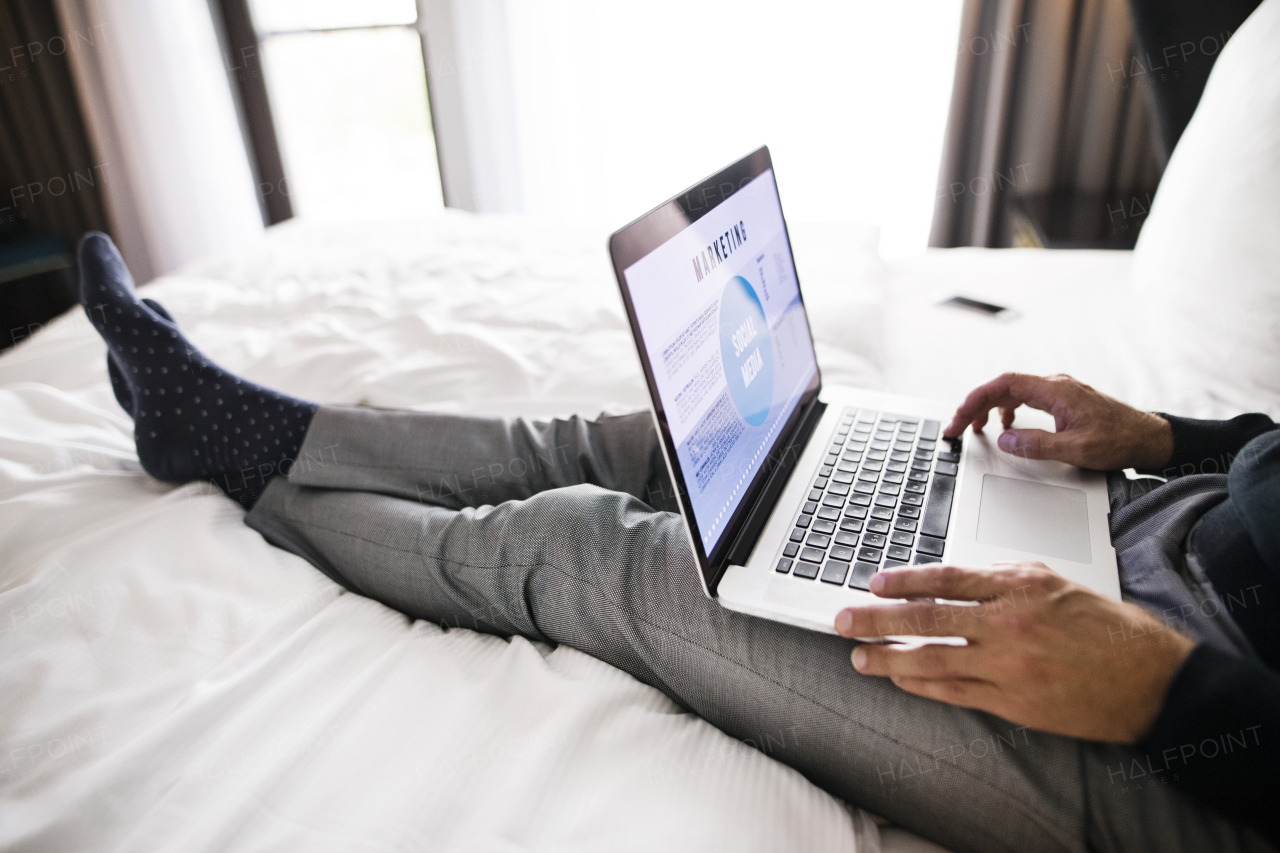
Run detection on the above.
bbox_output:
[1137,427,1280,842]
[1191,430,1280,665]
[1227,429,1280,578]
[1145,413,1278,479]
[1139,643,1280,843]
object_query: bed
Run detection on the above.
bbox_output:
[3,206,1276,853]
[8,0,1280,844]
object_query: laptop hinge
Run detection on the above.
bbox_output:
[721,397,828,573]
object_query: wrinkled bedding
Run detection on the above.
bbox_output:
[0,214,883,853]
[3,212,1272,853]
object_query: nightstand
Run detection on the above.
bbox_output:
[0,230,76,352]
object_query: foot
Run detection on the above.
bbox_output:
[79,232,318,508]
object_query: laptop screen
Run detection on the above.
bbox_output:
[621,165,819,559]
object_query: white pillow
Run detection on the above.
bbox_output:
[1132,0,1280,409]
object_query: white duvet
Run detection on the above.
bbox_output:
[1,214,886,853]
[2,212,1273,853]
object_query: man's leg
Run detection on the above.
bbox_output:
[74,231,1268,851]
[277,404,678,512]
[77,232,317,509]
[247,408,1271,853]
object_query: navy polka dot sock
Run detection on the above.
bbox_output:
[78,232,318,509]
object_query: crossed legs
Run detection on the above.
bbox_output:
[244,405,1266,853]
[75,231,1265,852]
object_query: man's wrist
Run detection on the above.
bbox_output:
[1132,413,1174,470]
[1128,628,1196,743]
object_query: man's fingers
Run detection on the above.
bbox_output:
[944,373,1065,438]
[996,428,1066,461]
[948,374,1026,430]
[868,563,1041,602]
[972,407,990,432]
[853,642,986,680]
[835,598,989,639]
[888,676,1001,712]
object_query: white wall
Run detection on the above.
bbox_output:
[413,1,963,255]
[503,1,963,256]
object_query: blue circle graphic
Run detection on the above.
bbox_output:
[719,275,774,426]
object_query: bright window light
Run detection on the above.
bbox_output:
[505,1,963,256]
[248,3,443,220]
[249,0,417,32]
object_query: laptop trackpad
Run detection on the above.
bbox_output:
[975,474,1091,563]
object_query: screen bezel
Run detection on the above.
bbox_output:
[607,146,823,592]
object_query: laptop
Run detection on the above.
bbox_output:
[607,146,1119,635]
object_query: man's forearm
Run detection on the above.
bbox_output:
[1138,643,1280,844]
[1143,413,1278,478]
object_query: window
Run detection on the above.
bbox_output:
[235,0,962,256]
[246,0,444,219]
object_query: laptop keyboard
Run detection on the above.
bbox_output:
[773,408,960,589]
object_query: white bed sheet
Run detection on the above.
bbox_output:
[1,213,882,853]
[880,247,1280,421]
[3,213,1275,853]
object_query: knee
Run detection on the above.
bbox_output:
[515,483,657,538]
[511,484,689,569]
[526,484,696,593]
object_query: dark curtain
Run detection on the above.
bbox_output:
[930,0,1164,249]
[931,0,1264,250]
[1126,0,1263,156]
[0,0,109,247]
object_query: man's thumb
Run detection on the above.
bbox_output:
[997,428,1062,460]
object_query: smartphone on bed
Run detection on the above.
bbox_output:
[939,295,1019,321]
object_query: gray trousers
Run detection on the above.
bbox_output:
[245,406,1271,853]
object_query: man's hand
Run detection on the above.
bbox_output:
[943,372,1173,470]
[834,562,1195,744]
